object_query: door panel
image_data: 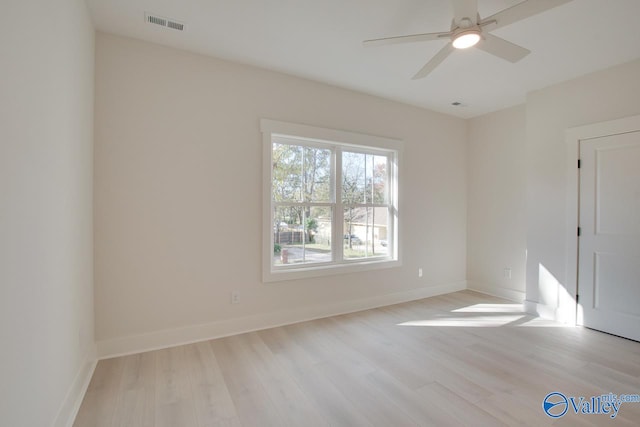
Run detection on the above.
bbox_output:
[593,252,640,317]
[595,144,640,235]
[579,131,640,341]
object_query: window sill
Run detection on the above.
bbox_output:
[263,258,401,283]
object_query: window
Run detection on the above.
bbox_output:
[262,119,401,281]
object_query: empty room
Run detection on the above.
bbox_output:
[3,0,640,425]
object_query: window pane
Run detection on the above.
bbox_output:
[371,155,388,204]
[306,206,332,259]
[343,207,388,259]
[342,151,366,204]
[273,143,332,203]
[272,143,302,202]
[372,206,389,255]
[303,147,332,202]
[342,152,388,204]
[273,206,332,266]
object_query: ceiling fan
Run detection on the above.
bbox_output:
[363,0,572,79]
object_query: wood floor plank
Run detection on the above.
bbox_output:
[363,369,444,426]
[258,326,374,426]
[75,291,640,426]
[183,341,238,426]
[477,392,554,427]
[233,332,328,426]
[315,359,419,427]
[111,352,156,427]
[416,381,506,427]
[154,346,198,427]
[73,356,125,427]
[209,336,284,426]
[324,314,439,389]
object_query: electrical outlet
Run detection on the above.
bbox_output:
[231,291,240,304]
[418,268,423,278]
[503,268,512,279]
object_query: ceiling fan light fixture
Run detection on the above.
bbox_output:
[452,30,481,49]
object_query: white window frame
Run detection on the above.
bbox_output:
[261,119,402,282]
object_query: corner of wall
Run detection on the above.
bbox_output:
[468,281,525,303]
[53,344,97,427]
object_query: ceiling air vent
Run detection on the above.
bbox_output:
[145,13,185,31]
[167,20,184,31]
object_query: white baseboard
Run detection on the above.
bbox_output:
[97,281,467,359]
[467,281,525,303]
[53,344,97,427]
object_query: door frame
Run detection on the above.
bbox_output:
[565,114,640,326]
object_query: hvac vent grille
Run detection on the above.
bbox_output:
[145,13,185,31]
[167,21,184,31]
[147,15,166,27]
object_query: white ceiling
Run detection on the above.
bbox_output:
[86,0,640,118]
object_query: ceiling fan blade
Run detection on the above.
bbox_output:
[452,0,478,26]
[412,43,455,79]
[476,33,530,63]
[481,0,572,31]
[363,31,450,47]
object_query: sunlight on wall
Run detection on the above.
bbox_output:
[538,263,560,308]
[537,263,577,324]
[557,283,577,324]
[576,296,584,325]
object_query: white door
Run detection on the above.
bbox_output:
[579,130,640,341]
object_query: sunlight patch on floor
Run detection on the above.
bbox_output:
[515,318,574,327]
[452,303,524,313]
[396,301,577,328]
[397,315,525,327]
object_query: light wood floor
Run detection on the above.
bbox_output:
[74,291,640,426]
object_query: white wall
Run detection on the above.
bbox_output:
[466,59,640,318]
[467,105,527,302]
[0,1,95,426]
[94,33,468,356]
[525,59,640,321]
